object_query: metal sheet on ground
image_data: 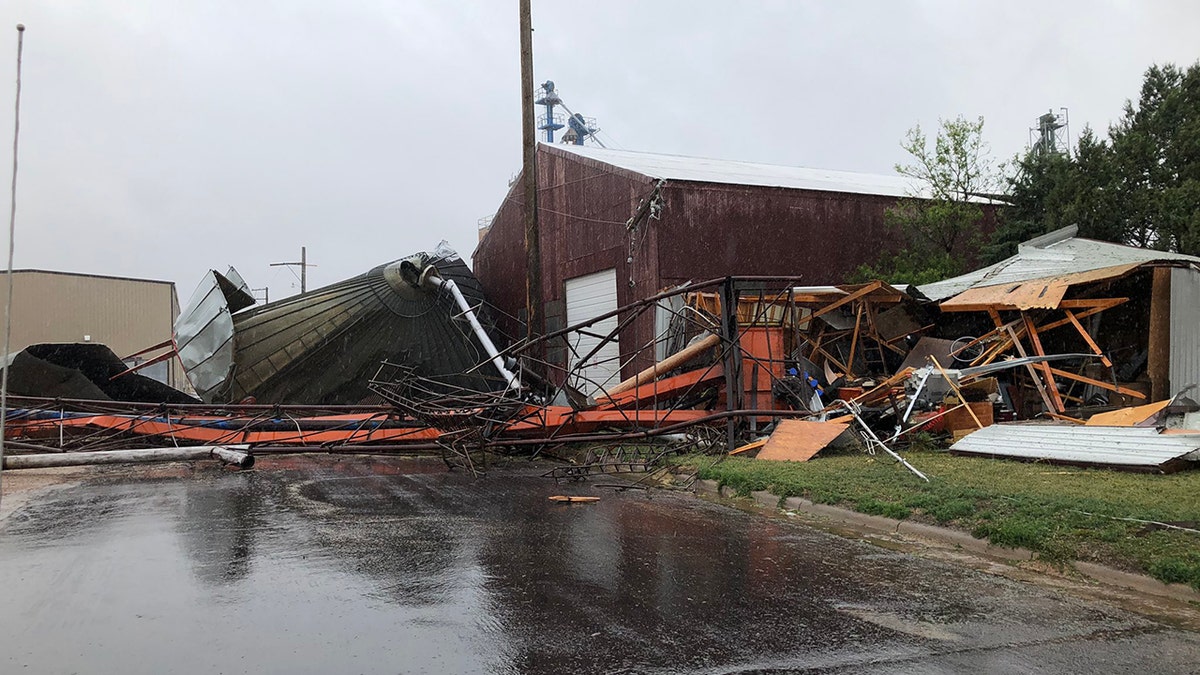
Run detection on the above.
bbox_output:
[951,423,1200,468]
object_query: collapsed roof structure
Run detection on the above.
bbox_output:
[918,226,1200,415]
[174,244,505,405]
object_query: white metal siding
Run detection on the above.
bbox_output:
[565,269,620,396]
[952,424,1200,468]
[1171,266,1200,397]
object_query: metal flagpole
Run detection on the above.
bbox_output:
[0,24,27,508]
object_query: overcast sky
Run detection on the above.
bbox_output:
[1,1,1197,302]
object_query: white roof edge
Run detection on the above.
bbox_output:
[542,143,997,201]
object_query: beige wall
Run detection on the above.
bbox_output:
[0,270,183,387]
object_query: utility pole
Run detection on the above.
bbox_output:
[519,0,541,343]
[270,246,312,295]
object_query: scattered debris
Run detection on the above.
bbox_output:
[8,228,1200,479]
[548,495,600,503]
[730,438,768,456]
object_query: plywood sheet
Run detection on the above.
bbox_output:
[939,263,1140,312]
[756,419,850,462]
[1085,400,1171,427]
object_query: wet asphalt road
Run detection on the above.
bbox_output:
[1,456,1199,674]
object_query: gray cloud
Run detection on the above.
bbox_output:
[0,1,1196,300]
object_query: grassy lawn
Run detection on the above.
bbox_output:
[680,448,1200,589]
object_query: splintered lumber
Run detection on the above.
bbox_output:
[1085,400,1171,426]
[730,438,768,456]
[548,495,600,503]
[607,333,720,396]
[929,357,985,430]
[848,367,914,405]
[2,445,254,470]
[756,419,850,462]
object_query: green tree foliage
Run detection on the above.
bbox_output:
[986,62,1200,262]
[852,116,998,284]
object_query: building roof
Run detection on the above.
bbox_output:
[9,268,176,286]
[545,143,928,198]
[918,226,1200,303]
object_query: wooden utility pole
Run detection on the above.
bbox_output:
[519,0,541,342]
[269,246,311,295]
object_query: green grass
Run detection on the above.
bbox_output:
[681,450,1200,589]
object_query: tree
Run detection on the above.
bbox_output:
[984,128,1124,263]
[852,116,999,284]
[986,62,1200,259]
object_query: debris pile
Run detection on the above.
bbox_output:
[5,227,1200,476]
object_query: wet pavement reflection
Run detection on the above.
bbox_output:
[2,455,1199,674]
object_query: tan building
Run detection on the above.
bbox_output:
[0,269,184,387]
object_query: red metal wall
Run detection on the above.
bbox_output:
[473,145,996,381]
[473,146,659,377]
[655,183,908,285]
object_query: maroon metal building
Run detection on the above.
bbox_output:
[473,143,991,387]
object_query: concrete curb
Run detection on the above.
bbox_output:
[692,478,1200,604]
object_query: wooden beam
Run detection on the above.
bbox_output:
[1047,367,1148,400]
[1032,301,1124,334]
[930,357,984,429]
[1022,312,1066,413]
[1057,298,1130,309]
[808,281,881,322]
[846,302,864,378]
[1004,324,1057,414]
[1149,267,1171,401]
[607,333,719,395]
[1064,309,1113,368]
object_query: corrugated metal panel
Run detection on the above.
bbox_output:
[951,424,1200,467]
[565,268,620,396]
[920,226,1200,302]
[549,143,939,199]
[1170,267,1200,397]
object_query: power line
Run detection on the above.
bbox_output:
[269,246,315,295]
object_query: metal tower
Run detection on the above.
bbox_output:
[535,81,565,142]
[534,80,605,147]
[1029,108,1070,157]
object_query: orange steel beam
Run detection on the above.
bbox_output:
[595,364,724,410]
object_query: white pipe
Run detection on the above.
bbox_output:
[3,445,254,470]
[0,25,26,509]
[436,278,520,392]
[830,399,929,482]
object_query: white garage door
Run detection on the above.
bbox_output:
[565,268,620,396]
